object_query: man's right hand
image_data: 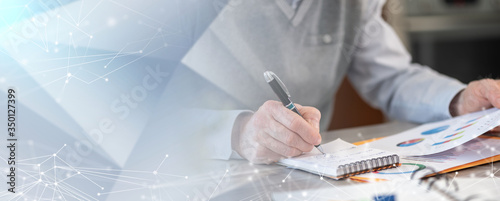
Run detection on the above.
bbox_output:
[232,100,322,164]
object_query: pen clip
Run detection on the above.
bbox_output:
[264,71,291,98]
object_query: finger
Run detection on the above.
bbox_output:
[479,79,500,109]
[266,121,314,152]
[490,126,500,133]
[264,101,321,145]
[257,131,303,158]
[296,104,321,130]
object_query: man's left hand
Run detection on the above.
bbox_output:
[450,79,500,132]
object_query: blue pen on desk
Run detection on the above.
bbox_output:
[263,71,326,155]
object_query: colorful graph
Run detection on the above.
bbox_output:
[455,122,476,131]
[444,131,464,138]
[421,125,449,135]
[432,135,464,146]
[397,138,424,147]
[373,163,426,175]
[466,116,484,124]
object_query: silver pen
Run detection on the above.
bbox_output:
[263,71,326,155]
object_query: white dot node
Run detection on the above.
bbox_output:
[105,78,109,82]
[101,187,104,190]
[77,172,81,174]
[97,193,101,196]
[67,73,71,77]
[165,154,169,157]
[104,65,107,68]
[248,176,252,181]
[90,35,93,39]
[64,144,67,146]
[69,32,72,36]
[38,179,42,182]
[45,184,48,187]
[491,173,495,178]
[153,171,157,175]
[302,191,307,197]
[53,153,56,156]
[254,169,259,173]
[65,80,69,84]
[288,194,292,198]
[41,172,45,175]
[185,176,188,179]
[320,177,324,180]
[281,180,285,183]
[226,169,229,173]
[139,50,143,54]
[54,182,58,186]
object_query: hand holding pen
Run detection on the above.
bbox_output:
[231,72,324,164]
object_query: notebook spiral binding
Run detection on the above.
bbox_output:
[337,154,400,178]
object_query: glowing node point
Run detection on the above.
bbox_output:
[165,154,169,157]
[455,172,458,175]
[41,172,45,175]
[104,65,107,68]
[281,180,285,183]
[185,176,188,179]
[69,32,72,36]
[153,171,157,175]
[288,194,292,198]
[65,79,69,84]
[101,187,104,190]
[54,182,58,186]
[67,73,71,77]
[55,41,59,45]
[77,171,81,174]
[226,169,229,173]
[320,177,324,180]
[57,15,60,18]
[248,176,252,181]
[76,23,79,26]
[139,50,143,54]
[302,191,307,197]
[38,179,42,182]
[37,164,40,167]
[53,153,56,156]
[97,193,101,196]
[254,169,259,173]
[491,173,495,178]
[105,78,109,82]
[90,35,93,39]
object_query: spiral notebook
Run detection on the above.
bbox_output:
[279,138,400,179]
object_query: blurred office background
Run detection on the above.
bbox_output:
[330,0,500,130]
